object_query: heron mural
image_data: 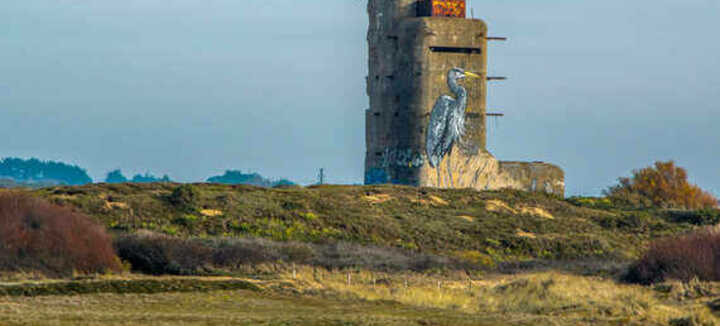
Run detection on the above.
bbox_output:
[425,67,482,187]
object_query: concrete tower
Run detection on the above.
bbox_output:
[365,0,565,195]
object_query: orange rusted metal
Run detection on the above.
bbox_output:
[419,0,466,18]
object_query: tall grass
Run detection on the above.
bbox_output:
[297,270,716,325]
[0,192,120,276]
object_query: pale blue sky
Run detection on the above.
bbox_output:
[1,0,718,195]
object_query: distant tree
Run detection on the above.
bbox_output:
[131,173,172,183]
[206,170,295,187]
[273,179,296,187]
[606,161,718,210]
[105,170,128,183]
[207,170,270,186]
[0,157,92,185]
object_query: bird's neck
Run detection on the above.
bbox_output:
[448,79,467,102]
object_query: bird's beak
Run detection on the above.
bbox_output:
[465,72,482,79]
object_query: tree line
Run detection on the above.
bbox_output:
[0,157,295,188]
[0,158,92,185]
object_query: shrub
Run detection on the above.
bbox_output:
[606,161,718,210]
[168,184,199,212]
[314,242,450,271]
[623,229,720,284]
[114,234,467,275]
[114,234,212,275]
[664,209,720,226]
[566,197,615,210]
[594,212,654,231]
[0,192,120,276]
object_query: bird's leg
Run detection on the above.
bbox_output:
[447,160,454,188]
[447,148,454,188]
[436,166,442,188]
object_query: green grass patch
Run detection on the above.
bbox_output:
[0,278,259,297]
[32,184,696,264]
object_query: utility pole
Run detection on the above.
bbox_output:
[318,168,325,185]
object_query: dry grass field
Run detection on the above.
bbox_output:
[0,289,491,326]
[1,269,718,326]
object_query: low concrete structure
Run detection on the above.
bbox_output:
[364,0,565,196]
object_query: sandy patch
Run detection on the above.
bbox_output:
[105,201,129,210]
[53,194,78,201]
[516,229,537,239]
[200,209,224,217]
[519,207,555,220]
[457,215,475,222]
[363,194,392,204]
[428,195,449,206]
[485,200,517,214]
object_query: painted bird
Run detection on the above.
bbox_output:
[425,67,482,187]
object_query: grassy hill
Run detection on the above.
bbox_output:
[3,183,719,325]
[29,183,697,267]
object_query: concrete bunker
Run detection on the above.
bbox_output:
[364,0,565,196]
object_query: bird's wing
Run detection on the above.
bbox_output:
[426,95,455,168]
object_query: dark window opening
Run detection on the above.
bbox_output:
[430,46,481,54]
[375,152,383,156]
[373,112,381,117]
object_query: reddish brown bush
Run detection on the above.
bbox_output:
[606,161,718,209]
[623,229,720,284]
[0,192,120,276]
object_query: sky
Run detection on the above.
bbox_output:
[0,0,718,195]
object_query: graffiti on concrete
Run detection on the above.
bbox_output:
[365,168,388,185]
[365,148,427,185]
[380,148,426,169]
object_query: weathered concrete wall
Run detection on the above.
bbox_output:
[419,151,565,196]
[366,0,419,185]
[498,162,566,195]
[365,4,488,185]
[365,0,565,196]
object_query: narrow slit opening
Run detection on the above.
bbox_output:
[429,46,481,54]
